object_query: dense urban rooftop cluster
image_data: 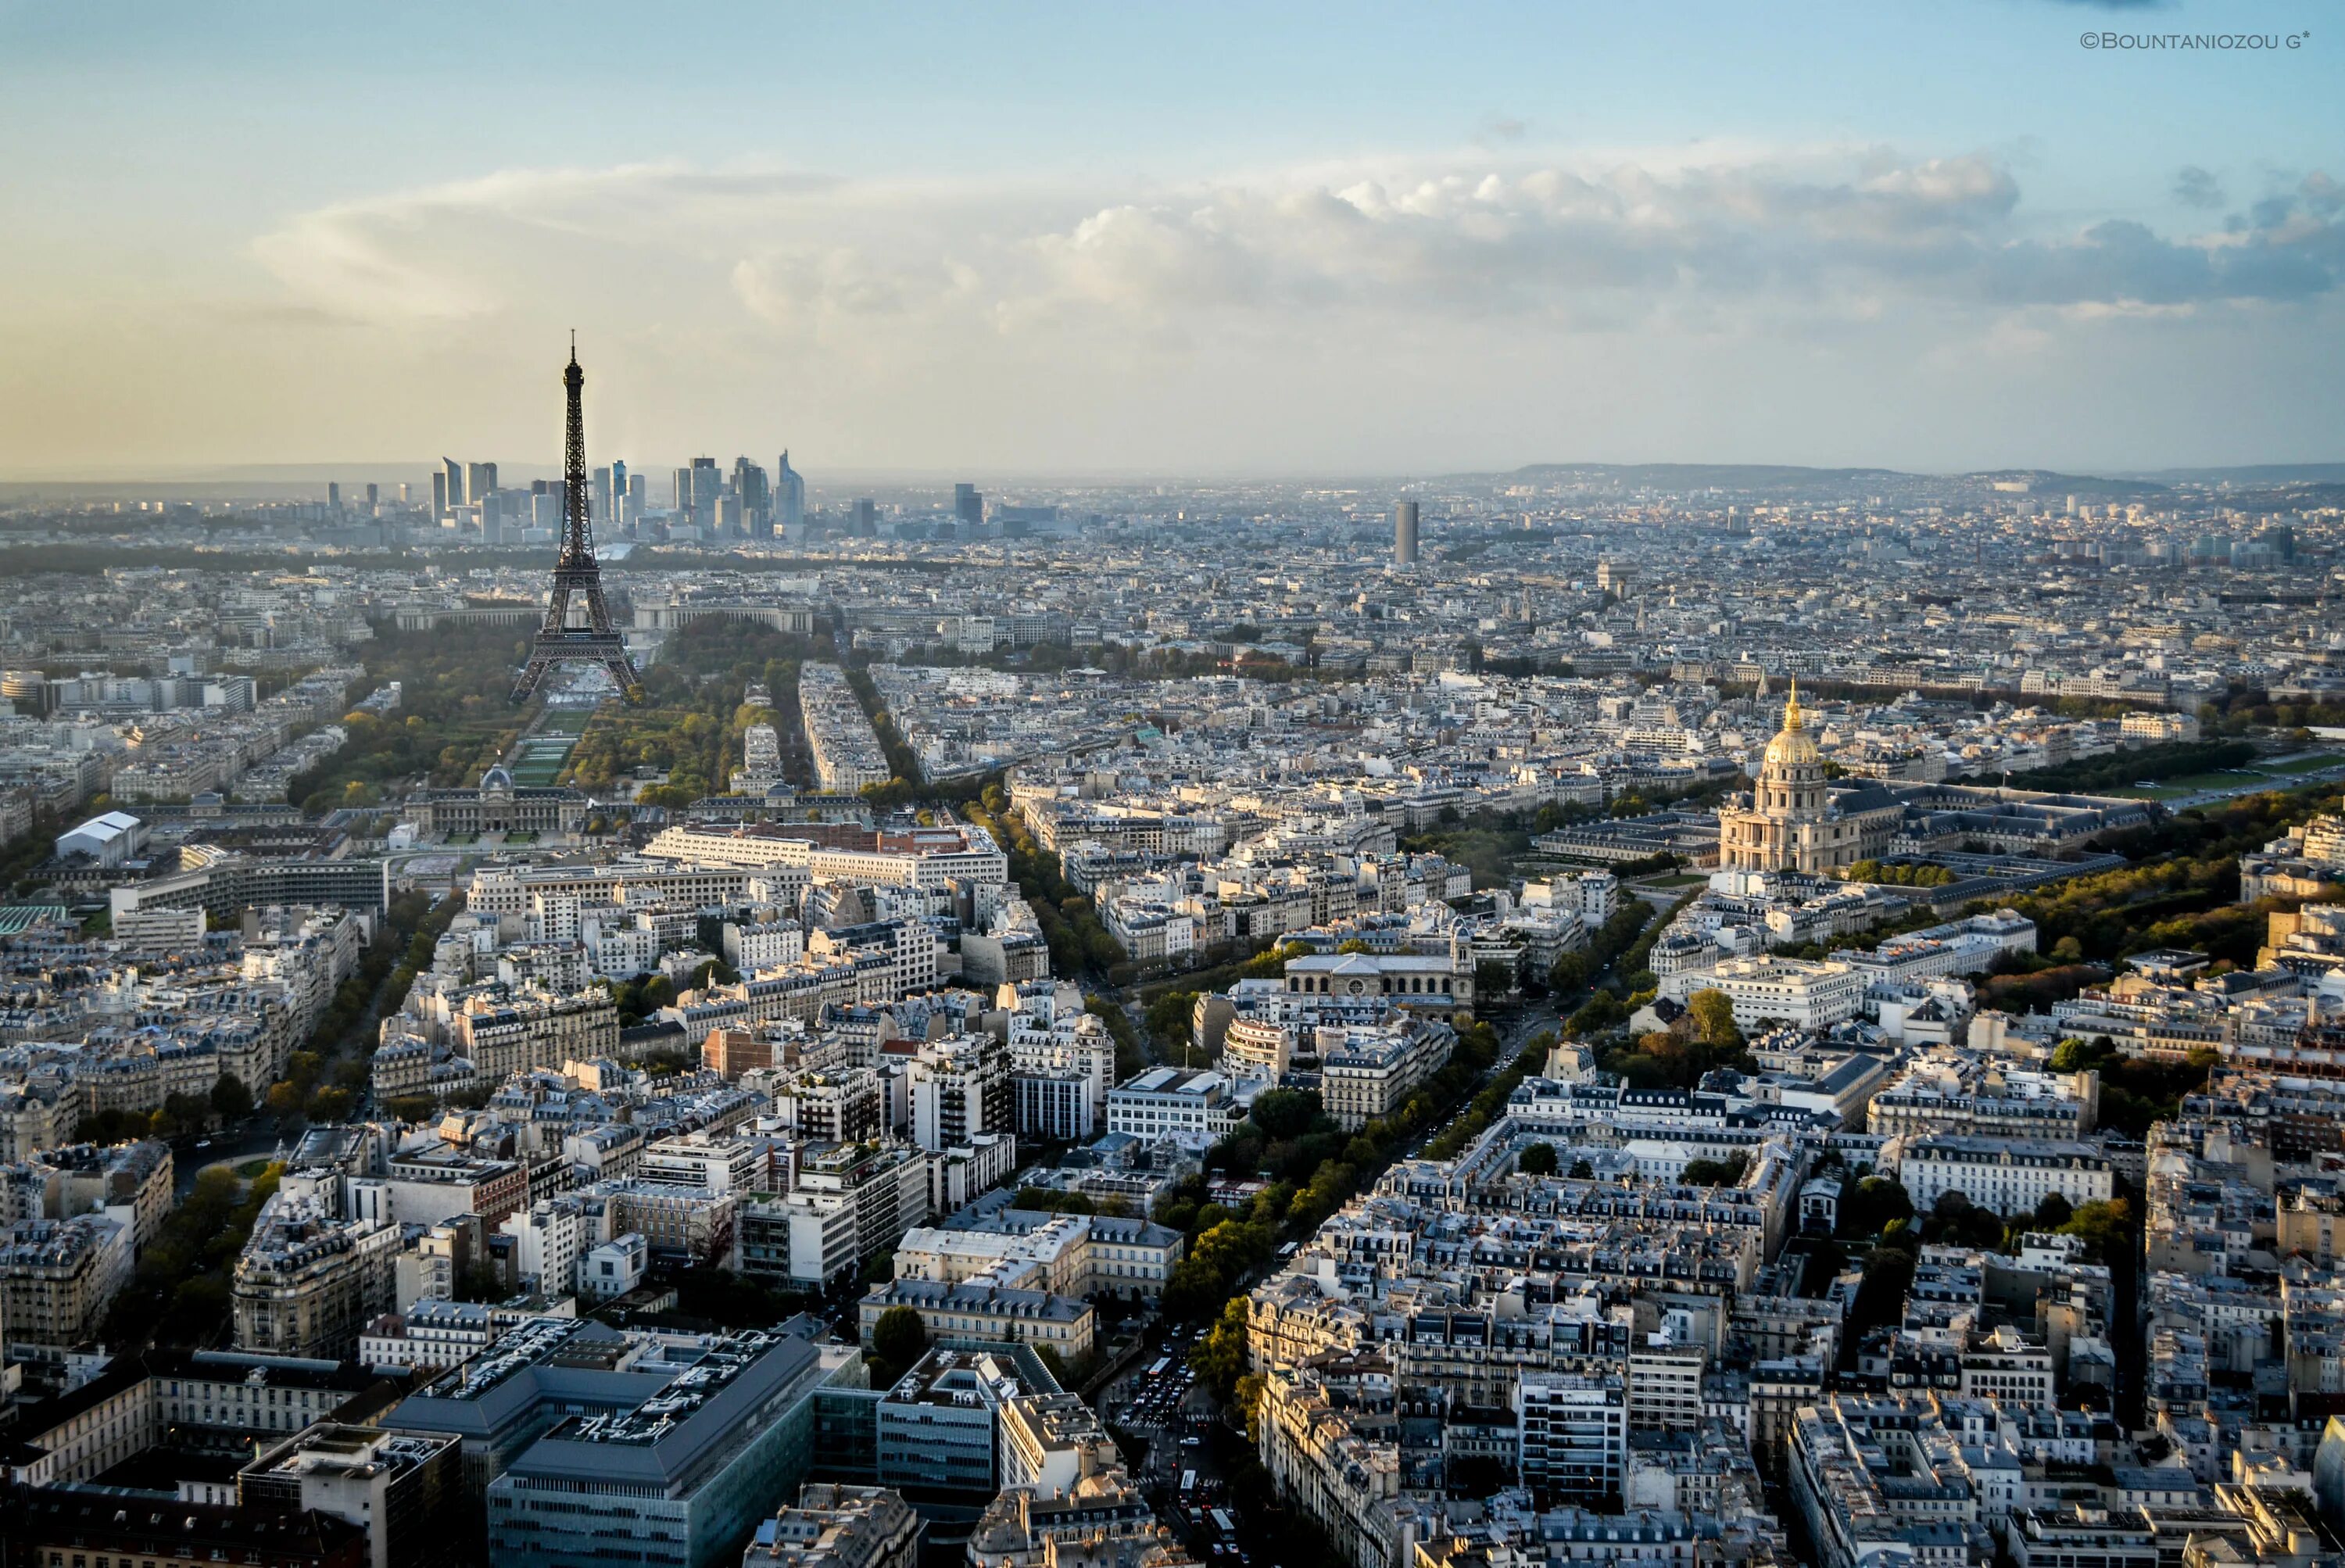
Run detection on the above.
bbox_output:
[0,462,2339,1568]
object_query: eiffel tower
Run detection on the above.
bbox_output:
[511,338,639,703]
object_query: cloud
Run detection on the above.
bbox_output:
[249,162,843,322]
[244,147,2345,353]
[986,153,2334,328]
[249,207,498,323]
[2171,166,2224,209]
[732,249,913,331]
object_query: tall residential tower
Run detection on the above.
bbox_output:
[776,451,805,536]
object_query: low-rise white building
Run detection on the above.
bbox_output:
[1105,1067,1247,1152]
[1660,955,1865,1031]
[1896,1133,2114,1217]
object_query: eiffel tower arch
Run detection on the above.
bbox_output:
[512,341,641,703]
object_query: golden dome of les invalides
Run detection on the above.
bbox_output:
[1758,681,1822,775]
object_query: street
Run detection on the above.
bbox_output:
[171,1123,291,1195]
[1101,1325,1268,1568]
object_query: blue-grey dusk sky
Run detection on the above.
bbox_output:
[5,0,2338,477]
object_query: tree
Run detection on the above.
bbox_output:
[1249,1088,1321,1140]
[1568,1158,1595,1180]
[2032,1192,2075,1230]
[210,1074,253,1120]
[1518,1143,1559,1176]
[1921,1187,2009,1248]
[1566,988,1628,1037]
[1233,1371,1268,1443]
[1190,1298,1251,1402]
[1548,952,1589,997]
[2059,1198,2135,1264]
[2050,1037,2110,1073]
[672,1265,808,1329]
[1686,989,1743,1050]
[1838,1176,1914,1238]
[1847,1239,1917,1344]
[1474,959,1518,1001]
[868,1305,929,1386]
[1680,1155,1749,1187]
[2050,936,2085,963]
[1144,990,1200,1061]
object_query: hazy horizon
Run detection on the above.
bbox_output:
[5,456,2345,498]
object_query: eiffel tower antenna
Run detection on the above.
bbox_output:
[511,338,639,703]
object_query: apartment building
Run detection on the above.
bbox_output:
[743,1484,918,1568]
[467,860,759,919]
[639,1130,768,1194]
[1896,1133,2114,1216]
[739,1141,933,1290]
[20,1138,175,1254]
[857,1277,1096,1360]
[910,1033,1013,1152]
[1788,1396,1995,1568]
[13,1490,365,1568]
[893,1203,1183,1302]
[231,1197,400,1359]
[448,988,618,1080]
[641,823,1008,891]
[772,1066,886,1144]
[800,664,894,793]
[239,1423,460,1568]
[0,1215,131,1351]
[1517,1373,1630,1507]
[1316,1019,1453,1132]
[1255,1362,1419,1568]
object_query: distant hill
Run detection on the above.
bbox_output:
[1500,463,1908,492]
[1960,469,2168,499]
[1488,460,2345,504]
[2208,481,2345,514]
[1477,461,2175,499]
[2126,463,2345,485]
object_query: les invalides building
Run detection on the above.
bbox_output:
[1717,685,1900,874]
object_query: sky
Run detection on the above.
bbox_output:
[2,0,2340,480]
